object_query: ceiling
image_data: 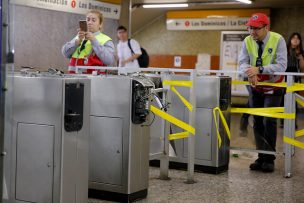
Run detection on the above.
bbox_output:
[130,0,304,33]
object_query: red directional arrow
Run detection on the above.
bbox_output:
[71,0,76,8]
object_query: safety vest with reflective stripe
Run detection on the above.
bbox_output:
[245,31,284,91]
[68,33,111,74]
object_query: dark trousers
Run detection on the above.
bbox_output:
[249,87,284,161]
[242,85,251,120]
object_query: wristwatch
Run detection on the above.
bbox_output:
[258,66,264,73]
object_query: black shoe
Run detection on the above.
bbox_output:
[240,115,249,132]
[261,161,274,173]
[249,158,263,171]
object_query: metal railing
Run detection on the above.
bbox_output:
[74,66,304,179]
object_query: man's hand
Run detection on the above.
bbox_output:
[245,66,259,78]
[248,75,258,87]
[85,32,96,41]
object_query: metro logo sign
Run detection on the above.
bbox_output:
[11,0,121,20]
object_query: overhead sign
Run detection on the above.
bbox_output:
[167,18,249,30]
[11,0,121,20]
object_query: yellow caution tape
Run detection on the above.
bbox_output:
[232,107,284,113]
[232,80,249,86]
[213,107,231,148]
[227,79,304,149]
[150,105,195,135]
[231,107,295,119]
[171,86,193,112]
[295,97,304,138]
[169,131,189,141]
[232,80,287,88]
[296,129,304,138]
[163,80,193,87]
[232,80,304,92]
[296,97,304,107]
[157,80,194,140]
[287,83,304,92]
[284,136,304,150]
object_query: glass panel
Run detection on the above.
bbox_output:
[2,1,14,202]
[1,0,5,201]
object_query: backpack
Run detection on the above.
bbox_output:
[127,39,149,68]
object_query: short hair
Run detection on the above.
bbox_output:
[117,25,127,31]
[87,10,103,24]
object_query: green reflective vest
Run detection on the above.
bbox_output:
[245,31,281,67]
[72,33,111,59]
[244,31,284,85]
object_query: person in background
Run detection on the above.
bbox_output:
[280,32,304,128]
[116,25,142,68]
[238,13,287,173]
[62,10,115,74]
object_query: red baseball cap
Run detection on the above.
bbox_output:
[246,13,270,28]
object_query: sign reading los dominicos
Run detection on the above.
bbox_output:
[11,0,121,19]
[167,18,249,30]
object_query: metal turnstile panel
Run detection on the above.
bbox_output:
[16,123,54,203]
[13,77,63,125]
[90,77,131,118]
[168,75,221,108]
[195,77,220,108]
[167,75,231,171]
[89,116,123,186]
[183,108,212,161]
[149,100,163,154]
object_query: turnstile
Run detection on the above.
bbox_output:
[150,75,231,174]
[3,74,90,203]
[88,75,154,202]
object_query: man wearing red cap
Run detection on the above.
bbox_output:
[238,13,287,172]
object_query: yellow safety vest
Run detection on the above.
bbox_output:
[245,31,281,67]
[72,33,111,59]
[244,31,284,85]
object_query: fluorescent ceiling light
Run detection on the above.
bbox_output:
[235,0,252,4]
[143,4,189,8]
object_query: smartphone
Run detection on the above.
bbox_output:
[79,20,87,32]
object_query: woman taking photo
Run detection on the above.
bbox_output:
[62,10,115,74]
[286,32,304,76]
[280,32,304,128]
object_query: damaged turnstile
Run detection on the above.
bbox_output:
[150,75,231,174]
[3,74,90,203]
[88,75,154,202]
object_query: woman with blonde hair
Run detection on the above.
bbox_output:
[62,10,115,74]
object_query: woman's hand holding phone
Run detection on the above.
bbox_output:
[76,28,86,45]
[85,32,95,41]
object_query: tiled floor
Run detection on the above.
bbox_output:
[89,111,304,203]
